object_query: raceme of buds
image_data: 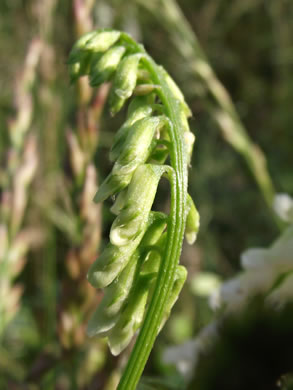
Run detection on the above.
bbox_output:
[93,116,167,203]
[88,165,167,288]
[68,30,121,63]
[68,29,199,356]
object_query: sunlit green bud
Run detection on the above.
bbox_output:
[94,117,166,203]
[85,30,121,53]
[93,171,130,203]
[107,274,153,356]
[89,46,126,86]
[185,194,200,245]
[109,97,154,162]
[87,210,160,288]
[87,253,138,337]
[109,54,143,115]
[127,94,156,116]
[87,242,134,288]
[162,68,192,117]
[110,165,165,246]
[139,212,167,248]
[110,189,128,215]
[69,52,92,83]
[113,116,167,175]
[140,232,167,275]
[105,256,138,317]
[110,209,141,246]
[133,84,160,96]
[68,31,98,64]
[159,265,187,331]
[87,302,118,338]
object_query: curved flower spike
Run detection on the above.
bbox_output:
[68,29,198,390]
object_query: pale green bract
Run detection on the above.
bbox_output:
[68,29,199,390]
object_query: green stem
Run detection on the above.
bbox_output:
[117,51,188,389]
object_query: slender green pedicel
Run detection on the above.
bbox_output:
[68,29,199,390]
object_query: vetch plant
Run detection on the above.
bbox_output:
[68,29,199,389]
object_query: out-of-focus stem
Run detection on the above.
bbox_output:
[0,39,41,336]
[137,0,279,227]
[56,6,106,385]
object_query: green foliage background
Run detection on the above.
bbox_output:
[0,0,292,389]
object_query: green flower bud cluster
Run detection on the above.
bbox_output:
[68,29,199,365]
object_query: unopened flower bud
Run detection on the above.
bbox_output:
[185,194,200,245]
[85,30,121,53]
[69,58,91,83]
[87,242,133,288]
[94,117,167,203]
[87,253,138,337]
[68,30,122,82]
[93,171,130,204]
[110,97,154,162]
[109,53,143,115]
[87,207,163,288]
[127,94,155,117]
[68,31,98,64]
[107,274,153,355]
[113,116,167,174]
[139,212,167,248]
[68,30,121,64]
[110,189,128,215]
[140,232,167,275]
[110,165,165,246]
[159,265,187,331]
[89,46,126,87]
